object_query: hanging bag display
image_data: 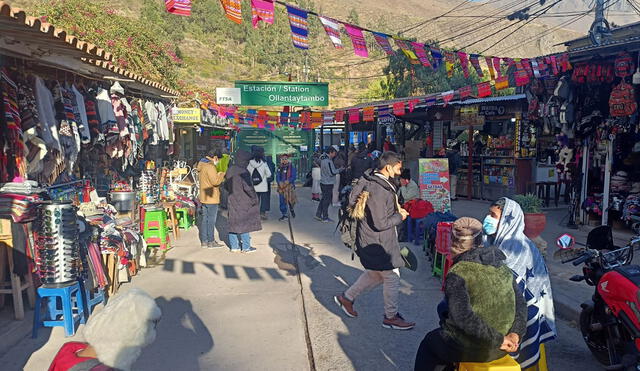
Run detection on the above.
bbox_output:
[614,52,635,78]
[609,81,638,117]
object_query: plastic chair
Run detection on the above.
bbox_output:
[175,208,192,229]
[433,222,453,278]
[32,282,86,338]
[78,279,106,317]
[144,209,167,231]
[458,355,521,371]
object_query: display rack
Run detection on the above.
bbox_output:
[457,155,482,199]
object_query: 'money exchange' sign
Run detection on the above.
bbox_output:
[235,81,329,107]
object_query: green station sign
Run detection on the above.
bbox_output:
[235,128,313,155]
[235,81,329,107]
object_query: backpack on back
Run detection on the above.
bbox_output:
[251,167,263,185]
[609,81,638,117]
[338,188,369,260]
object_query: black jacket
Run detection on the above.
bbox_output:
[225,150,262,234]
[350,151,373,180]
[349,169,404,271]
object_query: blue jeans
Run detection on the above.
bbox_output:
[229,233,251,251]
[279,194,294,216]
[198,204,218,244]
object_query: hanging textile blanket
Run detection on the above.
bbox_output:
[373,33,394,56]
[348,108,360,123]
[251,0,275,28]
[430,46,443,70]
[412,42,432,68]
[444,51,456,78]
[220,0,242,24]
[286,5,309,50]
[344,24,368,58]
[334,110,345,122]
[394,38,419,65]
[363,107,375,122]
[458,86,472,99]
[165,0,191,16]
[393,101,405,116]
[323,111,335,126]
[319,16,343,49]
[477,81,492,98]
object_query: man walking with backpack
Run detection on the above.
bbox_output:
[334,151,415,330]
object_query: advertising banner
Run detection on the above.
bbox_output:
[418,158,451,212]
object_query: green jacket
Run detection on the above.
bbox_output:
[443,246,527,355]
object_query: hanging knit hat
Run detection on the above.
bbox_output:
[450,217,483,256]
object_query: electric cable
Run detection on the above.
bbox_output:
[397,0,471,35]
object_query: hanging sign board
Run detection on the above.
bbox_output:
[479,105,506,117]
[418,158,451,213]
[452,105,485,130]
[235,81,329,107]
[172,107,201,123]
[216,88,242,105]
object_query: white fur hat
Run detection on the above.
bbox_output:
[83,288,161,371]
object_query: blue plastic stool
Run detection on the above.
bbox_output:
[78,279,107,317]
[32,281,86,338]
[413,217,427,245]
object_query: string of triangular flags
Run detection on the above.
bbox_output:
[201,103,323,131]
[166,0,571,83]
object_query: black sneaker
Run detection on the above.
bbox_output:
[322,218,334,223]
[242,247,257,253]
[290,209,296,218]
[208,241,223,249]
[279,215,288,222]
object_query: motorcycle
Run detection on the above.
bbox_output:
[555,226,640,370]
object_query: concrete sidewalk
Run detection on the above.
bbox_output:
[0,188,606,370]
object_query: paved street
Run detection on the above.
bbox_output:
[0,188,613,370]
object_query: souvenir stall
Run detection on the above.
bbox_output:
[522,29,640,229]
[0,3,186,329]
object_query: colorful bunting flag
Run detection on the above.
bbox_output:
[548,56,559,75]
[334,110,345,122]
[425,96,436,107]
[323,111,335,125]
[458,52,470,78]
[289,112,300,126]
[411,42,432,68]
[348,108,360,123]
[285,5,309,49]
[470,54,484,78]
[279,112,290,126]
[363,106,375,122]
[372,33,395,56]
[458,86,472,99]
[319,16,343,49]
[493,57,502,78]
[494,76,509,90]
[430,46,443,70]
[311,112,323,128]
[485,56,496,80]
[220,0,242,24]
[394,38,419,65]
[165,0,192,16]
[477,81,492,98]
[251,0,275,28]
[441,90,454,106]
[408,99,419,112]
[444,51,456,78]
[344,24,369,58]
[514,61,530,87]
[300,111,311,125]
[521,58,534,77]
[393,101,405,116]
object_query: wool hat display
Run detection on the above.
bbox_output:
[450,217,483,256]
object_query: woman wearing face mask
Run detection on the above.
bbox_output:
[483,198,556,370]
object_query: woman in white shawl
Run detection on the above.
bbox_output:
[483,198,556,369]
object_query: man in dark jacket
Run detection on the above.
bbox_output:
[224,150,262,253]
[350,142,373,181]
[334,151,415,330]
[414,217,527,371]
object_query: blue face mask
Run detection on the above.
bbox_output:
[483,215,499,235]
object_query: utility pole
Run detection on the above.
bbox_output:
[303,52,309,82]
[590,0,611,45]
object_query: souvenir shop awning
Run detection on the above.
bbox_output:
[0,1,178,97]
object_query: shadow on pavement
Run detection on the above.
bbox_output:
[134,296,214,370]
[268,230,431,370]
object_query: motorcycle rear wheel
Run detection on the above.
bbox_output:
[579,306,623,366]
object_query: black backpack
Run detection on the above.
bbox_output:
[251,167,263,185]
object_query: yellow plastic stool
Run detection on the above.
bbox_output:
[458,355,521,371]
[522,344,548,371]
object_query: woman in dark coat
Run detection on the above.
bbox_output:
[225,150,261,253]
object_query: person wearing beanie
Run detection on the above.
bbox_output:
[414,217,527,371]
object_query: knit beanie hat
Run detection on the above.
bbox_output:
[450,217,483,256]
